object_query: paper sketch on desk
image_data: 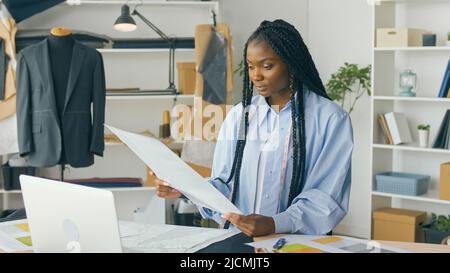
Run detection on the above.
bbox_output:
[120,221,238,253]
[119,221,148,238]
[0,220,33,252]
[106,125,241,214]
[247,235,410,253]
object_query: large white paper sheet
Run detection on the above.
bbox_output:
[106,125,241,214]
[120,221,238,253]
[0,220,238,253]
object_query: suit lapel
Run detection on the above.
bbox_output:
[36,39,58,118]
[64,41,85,113]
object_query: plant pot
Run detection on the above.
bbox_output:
[418,129,429,148]
[422,224,450,244]
[447,40,450,47]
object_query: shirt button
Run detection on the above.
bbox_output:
[265,194,269,199]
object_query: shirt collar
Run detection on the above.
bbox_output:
[254,92,299,127]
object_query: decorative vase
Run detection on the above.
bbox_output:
[418,129,429,148]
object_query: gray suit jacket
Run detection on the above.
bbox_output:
[16,39,105,168]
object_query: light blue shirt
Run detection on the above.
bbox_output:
[198,88,354,235]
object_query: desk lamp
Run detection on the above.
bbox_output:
[114,4,177,94]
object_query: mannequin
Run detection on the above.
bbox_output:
[48,27,74,180]
[50,27,72,37]
[16,26,106,173]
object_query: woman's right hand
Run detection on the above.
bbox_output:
[150,170,182,199]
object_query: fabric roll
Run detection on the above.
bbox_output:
[112,38,195,49]
[64,177,143,188]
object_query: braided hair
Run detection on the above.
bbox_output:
[223,19,330,228]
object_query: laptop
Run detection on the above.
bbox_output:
[20,175,123,253]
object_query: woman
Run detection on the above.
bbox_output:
[154,19,353,237]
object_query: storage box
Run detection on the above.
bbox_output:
[375,172,429,196]
[177,62,196,94]
[373,208,427,242]
[376,28,428,47]
[440,162,450,200]
[422,33,436,46]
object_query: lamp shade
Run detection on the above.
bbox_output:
[114,5,137,32]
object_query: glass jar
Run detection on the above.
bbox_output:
[399,69,417,97]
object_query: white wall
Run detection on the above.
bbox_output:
[220,0,373,238]
[308,0,372,239]
[219,0,309,103]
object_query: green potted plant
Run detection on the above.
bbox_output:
[326,63,371,114]
[447,31,450,47]
[422,213,450,244]
[417,124,430,148]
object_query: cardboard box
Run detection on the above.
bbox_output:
[373,208,427,242]
[440,162,450,200]
[177,62,196,94]
[376,28,428,47]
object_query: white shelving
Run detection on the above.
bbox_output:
[373,96,450,103]
[65,0,218,7]
[105,94,194,100]
[0,190,22,194]
[372,143,450,154]
[372,0,450,4]
[106,140,185,150]
[372,190,450,205]
[369,0,450,239]
[374,46,450,52]
[98,48,195,53]
[0,187,155,194]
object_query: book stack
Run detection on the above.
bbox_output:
[432,110,450,149]
[437,59,450,98]
[378,112,412,145]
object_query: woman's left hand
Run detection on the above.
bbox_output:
[223,213,275,237]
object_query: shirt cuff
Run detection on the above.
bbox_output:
[272,211,294,234]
